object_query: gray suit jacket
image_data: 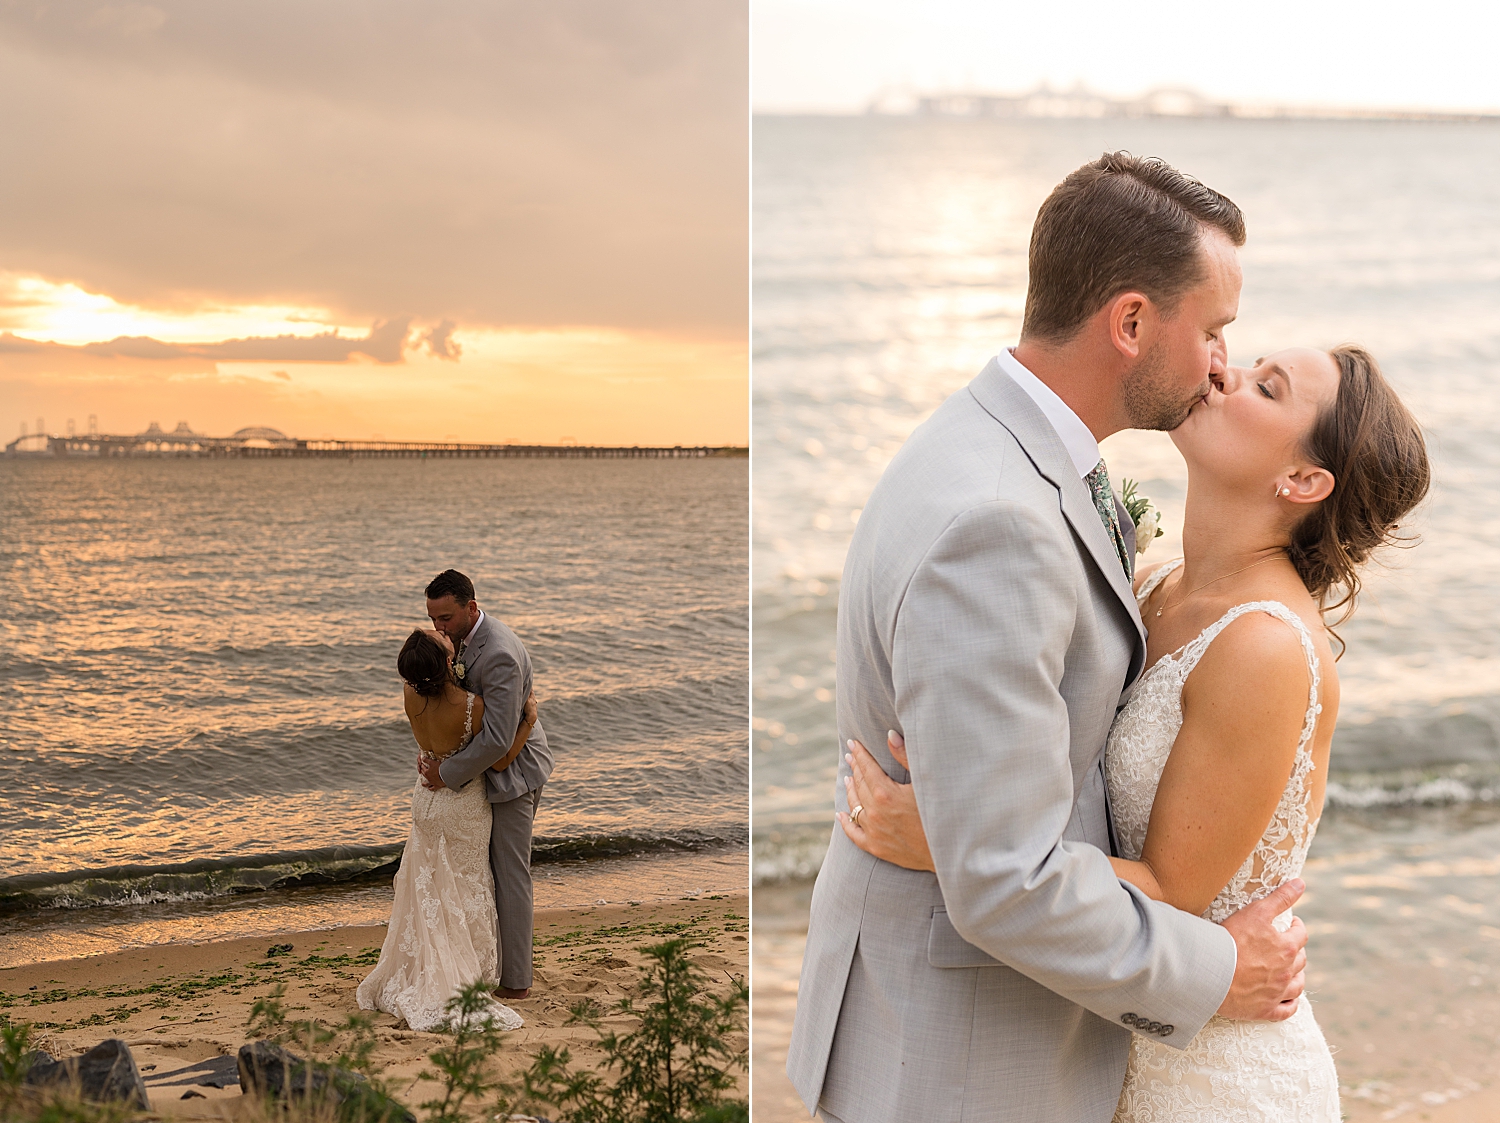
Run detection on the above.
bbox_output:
[786,359,1237,1123]
[437,613,553,801]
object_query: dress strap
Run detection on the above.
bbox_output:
[464,691,475,741]
[1177,601,1323,750]
[1134,558,1183,609]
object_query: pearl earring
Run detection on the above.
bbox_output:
[1278,486,1291,497]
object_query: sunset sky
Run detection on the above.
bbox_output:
[1,1,747,447]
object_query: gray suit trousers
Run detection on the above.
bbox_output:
[491,785,542,989]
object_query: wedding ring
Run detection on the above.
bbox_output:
[850,804,865,829]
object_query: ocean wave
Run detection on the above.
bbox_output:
[0,845,406,915]
[751,828,832,886]
[752,766,1500,887]
[0,830,747,915]
[1325,772,1500,810]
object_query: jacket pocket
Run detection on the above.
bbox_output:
[926,906,1005,968]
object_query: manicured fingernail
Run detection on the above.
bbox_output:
[846,739,856,750]
[844,753,852,764]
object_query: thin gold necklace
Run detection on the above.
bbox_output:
[1155,551,1287,618]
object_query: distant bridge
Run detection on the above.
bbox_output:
[4,428,745,460]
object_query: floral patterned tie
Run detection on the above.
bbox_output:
[1085,458,1133,580]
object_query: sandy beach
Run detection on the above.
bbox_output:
[0,891,748,1118]
[752,880,1500,1123]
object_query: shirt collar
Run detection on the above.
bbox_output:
[460,610,486,649]
[993,347,1100,479]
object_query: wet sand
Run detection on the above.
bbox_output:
[0,892,747,1118]
[752,880,1500,1123]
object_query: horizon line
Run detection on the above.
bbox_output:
[755,83,1500,123]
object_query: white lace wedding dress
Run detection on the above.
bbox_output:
[356,692,523,1033]
[1106,560,1339,1122]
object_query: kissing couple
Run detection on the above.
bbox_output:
[357,569,552,1032]
[787,154,1431,1121]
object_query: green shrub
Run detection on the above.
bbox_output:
[513,938,747,1123]
[417,983,512,1123]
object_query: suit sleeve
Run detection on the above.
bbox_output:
[437,646,525,790]
[894,501,1236,1044]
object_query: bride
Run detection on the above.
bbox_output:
[356,627,537,1032]
[838,345,1429,1121]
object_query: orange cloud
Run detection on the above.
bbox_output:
[2,325,747,448]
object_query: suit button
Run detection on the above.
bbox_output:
[1121,1013,1138,1026]
[1145,1021,1161,1034]
[1159,1025,1174,1037]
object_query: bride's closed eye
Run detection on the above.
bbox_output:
[1257,382,1275,399]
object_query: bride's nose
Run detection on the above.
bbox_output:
[1216,365,1250,395]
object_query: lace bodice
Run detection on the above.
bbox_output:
[459,690,475,749]
[1105,559,1324,923]
[1107,561,1339,1122]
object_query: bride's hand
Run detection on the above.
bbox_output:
[838,731,935,872]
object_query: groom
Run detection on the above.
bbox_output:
[418,568,552,999]
[787,154,1309,1122]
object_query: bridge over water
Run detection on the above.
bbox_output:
[5,425,744,460]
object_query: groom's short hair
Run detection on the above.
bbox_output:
[425,569,475,604]
[1022,152,1246,343]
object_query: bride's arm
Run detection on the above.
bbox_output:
[843,614,1319,915]
[1110,613,1315,916]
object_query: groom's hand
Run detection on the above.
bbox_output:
[1216,878,1309,1021]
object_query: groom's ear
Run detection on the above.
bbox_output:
[1105,291,1153,359]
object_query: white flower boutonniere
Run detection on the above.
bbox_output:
[1120,478,1164,557]
[454,661,466,681]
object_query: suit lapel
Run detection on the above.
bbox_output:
[459,616,491,689]
[967,358,1146,655]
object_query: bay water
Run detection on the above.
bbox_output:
[0,456,747,965]
[752,114,1500,1116]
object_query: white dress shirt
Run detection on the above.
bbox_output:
[457,610,485,666]
[993,347,1099,479]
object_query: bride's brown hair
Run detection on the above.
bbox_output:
[1287,345,1430,645]
[399,629,453,699]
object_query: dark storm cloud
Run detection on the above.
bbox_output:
[0,1,747,337]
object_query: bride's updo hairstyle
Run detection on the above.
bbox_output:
[398,629,452,698]
[1288,345,1430,637]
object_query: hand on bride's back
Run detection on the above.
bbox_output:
[839,731,934,871]
[1216,880,1309,1021]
